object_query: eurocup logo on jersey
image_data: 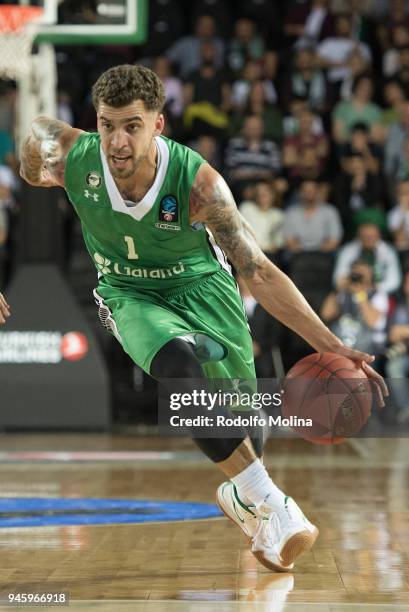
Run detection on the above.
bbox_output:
[93,252,185,279]
[159,195,178,222]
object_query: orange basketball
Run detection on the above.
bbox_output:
[282,352,372,445]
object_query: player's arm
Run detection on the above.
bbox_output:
[19,117,83,188]
[190,164,388,402]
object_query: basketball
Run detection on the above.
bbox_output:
[282,353,373,445]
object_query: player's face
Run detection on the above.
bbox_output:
[97,101,164,179]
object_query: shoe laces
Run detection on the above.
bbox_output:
[254,511,281,551]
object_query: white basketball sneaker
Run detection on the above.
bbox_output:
[217,482,319,572]
[255,495,319,570]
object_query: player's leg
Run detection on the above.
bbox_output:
[151,337,318,571]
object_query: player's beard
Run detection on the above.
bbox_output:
[108,155,139,179]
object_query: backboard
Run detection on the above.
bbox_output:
[26,0,147,45]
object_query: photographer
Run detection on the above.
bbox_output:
[385,270,409,424]
[321,260,388,355]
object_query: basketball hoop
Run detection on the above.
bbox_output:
[0,5,44,79]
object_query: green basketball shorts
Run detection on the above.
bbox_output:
[93,268,256,380]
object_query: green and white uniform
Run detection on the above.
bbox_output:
[64,132,255,379]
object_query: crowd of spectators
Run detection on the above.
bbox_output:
[2,0,409,422]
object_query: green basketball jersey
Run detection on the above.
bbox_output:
[64,132,230,289]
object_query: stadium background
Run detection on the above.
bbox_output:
[0,0,408,428]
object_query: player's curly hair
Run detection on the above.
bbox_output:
[92,64,165,112]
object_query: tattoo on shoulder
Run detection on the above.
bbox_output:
[191,171,266,279]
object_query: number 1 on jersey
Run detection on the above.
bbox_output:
[124,235,139,259]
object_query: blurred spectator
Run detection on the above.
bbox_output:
[335,153,383,230]
[283,179,343,253]
[190,134,222,171]
[321,259,388,354]
[231,59,277,111]
[334,222,401,293]
[284,0,334,48]
[227,18,265,74]
[283,95,325,137]
[57,90,74,125]
[332,74,383,145]
[316,13,371,87]
[281,47,329,113]
[239,180,284,259]
[377,0,409,55]
[152,56,184,118]
[385,270,409,424]
[395,46,409,96]
[0,165,16,288]
[183,42,230,137]
[230,80,283,142]
[339,47,371,100]
[382,24,409,78]
[166,14,225,78]
[384,100,409,183]
[387,178,409,253]
[283,106,329,182]
[224,115,281,197]
[0,82,16,134]
[381,79,407,131]
[339,122,381,173]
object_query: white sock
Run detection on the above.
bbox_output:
[231,459,286,511]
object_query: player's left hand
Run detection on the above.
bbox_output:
[0,292,10,324]
[326,344,388,408]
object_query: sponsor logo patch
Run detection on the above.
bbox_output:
[86,171,102,188]
[154,222,181,232]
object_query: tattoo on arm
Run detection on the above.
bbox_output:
[191,167,267,280]
[20,117,69,187]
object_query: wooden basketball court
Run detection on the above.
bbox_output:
[0,434,408,611]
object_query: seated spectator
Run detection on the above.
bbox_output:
[0,128,17,174]
[339,47,371,101]
[381,79,407,132]
[385,270,409,424]
[229,80,283,143]
[384,100,409,184]
[239,180,284,260]
[183,41,230,138]
[339,122,381,174]
[316,13,371,88]
[396,46,409,97]
[321,259,388,355]
[382,24,409,78]
[281,47,329,113]
[227,18,265,74]
[387,178,409,253]
[377,0,409,58]
[334,222,402,294]
[283,179,343,254]
[166,14,225,79]
[231,59,278,111]
[335,153,384,230]
[190,134,222,171]
[283,95,325,137]
[332,74,383,145]
[152,56,184,118]
[283,106,329,183]
[224,115,281,198]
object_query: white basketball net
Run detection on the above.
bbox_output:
[0,7,43,79]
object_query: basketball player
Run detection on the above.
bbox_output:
[10,65,387,571]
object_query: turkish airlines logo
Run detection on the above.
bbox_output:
[0,331,89,363]
[60,332,89,362]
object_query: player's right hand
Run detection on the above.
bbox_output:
[0,292,10,324]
